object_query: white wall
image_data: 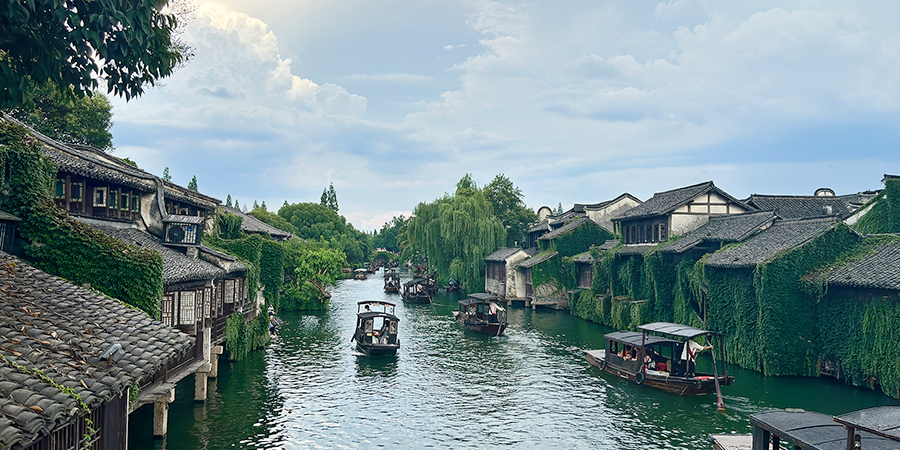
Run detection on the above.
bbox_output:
[586,197,642,233]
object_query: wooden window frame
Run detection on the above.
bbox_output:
[93,187,108,207]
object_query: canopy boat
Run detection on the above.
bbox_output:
[352,301,400,356]
[445,278,460,292]
[401,278,432,304]
[584,322,733,397]
[453,293,508,335]
[354,268,368,280]
[383,272,400,293]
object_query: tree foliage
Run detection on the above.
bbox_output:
[187,175,198,191]
[248,207,297,235]
[484,174,537,247]
[278,202,371,265]
[405,174,505,291]
[5,82,114,150]
[320,182,339,212]
[372,215,408,253]
[0,0,185,107]
[162,167,171,182]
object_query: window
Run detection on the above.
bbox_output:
[659,224,667,242]
[70,183,83,201]
[109,189,118,209]
[54,179,65,198]
[132,195,140,212]
[121,192,130,211]
[179,291,195,325]
[645,225,652,243]
[93,187,107,207]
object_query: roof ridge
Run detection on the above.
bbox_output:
[651,180,713,195]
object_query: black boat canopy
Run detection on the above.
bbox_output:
[751,409,898,450]
[467,293,499,302]
[833,406,900,443]
[604,331,680,347]
[637,322,722,340]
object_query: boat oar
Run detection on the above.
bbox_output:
[710,345,726,412]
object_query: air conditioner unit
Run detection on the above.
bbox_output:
[163,215,204,246]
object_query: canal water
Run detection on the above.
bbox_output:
[130,269,899,449]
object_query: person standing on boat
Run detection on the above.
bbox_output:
[681,340,712,376]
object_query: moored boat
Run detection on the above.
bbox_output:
[354,268,368,280]
[352,301,400,356]
[453,293,508,335]
[584,322,733,396]
[401,278,431,304]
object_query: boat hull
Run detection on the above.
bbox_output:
[384,286,400,293]
[402,293,431,304]
[584,349,733,396]
[453,312,507,335]
[357,342,399,356]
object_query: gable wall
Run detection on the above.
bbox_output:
[586,197,641,233]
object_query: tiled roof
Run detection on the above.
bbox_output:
[746,192,877,220]
[615,244,656,256]
[219,207,293,239]
[573,253,593,264]
[657,210,777,254]
[613,181,749,221]
[0,252,194,449]
[163,181,220,211]
[528,219,550,234]
[93,225,224,285]
[706,217,840,269]
[598,239,621,251]
[198,246,247,275]
[826,240,900,290]
[576,193,642,211]
[0,210,21,222]
[485,247,524,262]
[517,251,559,268]
[538,217,590,241]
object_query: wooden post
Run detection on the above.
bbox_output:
[710,341,726,412]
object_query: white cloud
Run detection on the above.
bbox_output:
[344,73,434,83]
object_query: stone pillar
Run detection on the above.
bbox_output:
[195,326,212,402]
[153,388,175,438]
[209,345,224,378]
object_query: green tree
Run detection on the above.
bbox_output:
[217,212,243,239]
[295,247,345,302]
[234,199,240,210]
[320,182,339,212]
[253,200,259,209]
[0,0,185,107]
[483,174,537,247]
[6,82,114,150]
[405,174,505,291]
[261,200,267,211]
[162,167,171,182]
[120,157,137,168]
[554,203,564,215]
[248,207,297,235]
[226,194,232,207]
[372,215,408,253]
[188,175,198,191]
[279,201,370,265]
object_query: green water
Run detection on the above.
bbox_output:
[129,271,898,449]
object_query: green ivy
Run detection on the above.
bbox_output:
[1,121,163,317]
[539,220,614,257]
[852,179,900,234]
[224,311,271,361]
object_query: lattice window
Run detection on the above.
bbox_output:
[162,293,175,326]
[224,279,235,304]
[54,179,65,198]
[179,291,195,325]
[70,183,83,201]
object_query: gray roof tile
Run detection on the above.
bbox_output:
[0,252,194,449]
[613,181,749,221]
[657,210,777,253]
[538,217,590,241]
[706,217,840,269]
[219,207,293,239]
[598,239,621,251]
[92,225,224,285]
[517,251,559,268]
[827,239,900,290]
[485,247,525,262]
[746,192,877,220]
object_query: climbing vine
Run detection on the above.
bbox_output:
[852,178,900,234]
[224,311,271,361]
[1,121,164,317]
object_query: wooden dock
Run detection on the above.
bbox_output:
[709,434,751,450]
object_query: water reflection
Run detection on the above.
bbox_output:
[129,268,900,450]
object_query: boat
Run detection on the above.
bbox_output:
[353,268,368,280]
[584,322,733,397]
[453,293,508,335]
[445,278,460,292]
[383,271,400,293]
[401,278,431,304]
[351,301,400,356]
[709,406,900,450]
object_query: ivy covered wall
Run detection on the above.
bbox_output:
[539,220,613,257]
[852,178,900,234]
[1,121,164,317]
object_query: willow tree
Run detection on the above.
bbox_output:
[405,174,505,291]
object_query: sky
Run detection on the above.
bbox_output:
[109,0,900,231]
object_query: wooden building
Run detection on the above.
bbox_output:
[0,252,195,450]
[612,181,750,245]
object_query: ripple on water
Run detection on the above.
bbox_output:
[129,271,900,450]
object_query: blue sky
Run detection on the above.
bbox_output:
[109,0,900,230]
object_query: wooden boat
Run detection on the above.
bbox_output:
[584,322,733,396]
[453,293,508,335]
[401,279,431,304]
[445,278,460,292]
[383,272,400,293]
[353,268,368,280]
[351,301,400,356]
